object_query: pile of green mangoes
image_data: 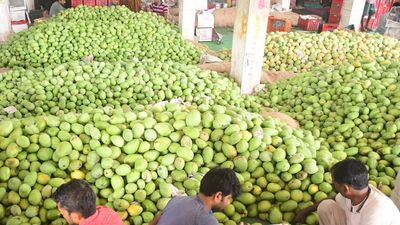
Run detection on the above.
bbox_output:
[218,31,400,73]
[0,103,331,225]
[0,60,263,118]
[0,6,201,68]
[1,5,399,224]
[218,48,232,61]
[258,59,400,193]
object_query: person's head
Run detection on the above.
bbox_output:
[200,167,241,211]
[154,0,162,5]
[53,179,97,225]
[59,0,66,5]
[331,159,369,198]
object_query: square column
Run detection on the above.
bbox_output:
[340,0,366,31]
[179,0,196,40]
[230,0,270,95]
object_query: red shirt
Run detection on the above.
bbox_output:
[80,206,124,225]
[150,2,168,16]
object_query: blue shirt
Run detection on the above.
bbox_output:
[49,1,65,17]
[376,12,389,35]
[158,196,218,225]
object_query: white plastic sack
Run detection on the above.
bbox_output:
[82,54,94,62]
[4,106,17,114]
[200,53,223,64]
[170,183,187,197]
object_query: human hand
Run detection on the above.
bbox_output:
[377,181,383,191]
[293,208,312,224]
[238,222,250,225]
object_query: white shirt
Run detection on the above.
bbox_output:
[335,185,400,225]
[391,172,400,210]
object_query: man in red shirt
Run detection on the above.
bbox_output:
[53,179,125,225]
[146,0,169,18]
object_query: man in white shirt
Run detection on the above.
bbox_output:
[391,171,400,210]
[294,159,400,225]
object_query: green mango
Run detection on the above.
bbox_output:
[0,167,11,181]
[95,146,112,158]
[183,178,200,190]
[0,120,14,137]
[280,200,298,212]
[134,190,147,202]
[156,198,170,211]
[257,200,272,213]
[28,189,42,206]
[16,136,30,148]
[159,182,172,198]
[272,148,286,162]
[182,127,200,139]
[233,156,248,172]
[113,199,130,211]
[266,183,281,193]
[39,162,56,175]
[123,139,140,154]
[25,205,39,218]
[49,178,65,188]
[213,114,232,129]
[202,147,214,164]
[154,137,171,152]
[275,190,291,202]
[56,141,72,157]
[237,193,256,205]
[186,110,201,127]
[134,158,148,172]
[111,174,124,190]
[269,206,283,224]
[176,147,194,161]
[171,170,187,182]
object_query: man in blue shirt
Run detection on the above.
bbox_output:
[150,167,243,225]
[376,2,400,35]
[49,0,66,17]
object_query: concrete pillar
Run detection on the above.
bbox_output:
[179,0,196,41]
[340,0,365,31]
[230,0,270,95]
[278,0,291,11]
[0,0,11,42]
[26,0,34,11]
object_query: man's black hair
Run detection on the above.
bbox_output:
[331,159,368,190]
[393,2,400,7]
[200,167,241,199]
[53,179,97,218]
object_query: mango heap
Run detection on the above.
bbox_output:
[219,31,400,73]
[0,5,399,225]
[1,103,326,225]
[258,59,400,194]
[0,60,262,118]
[0,6,201,68]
